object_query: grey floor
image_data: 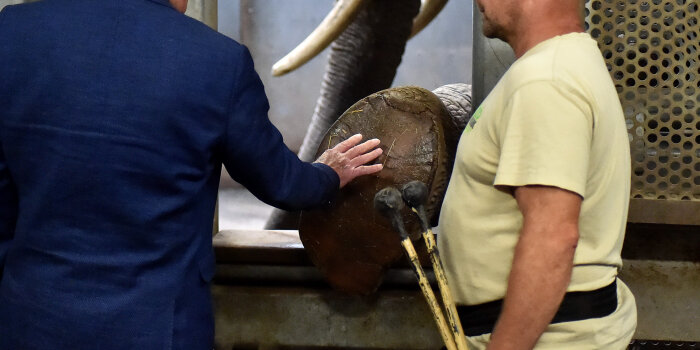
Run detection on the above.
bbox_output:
[217,187,274,230]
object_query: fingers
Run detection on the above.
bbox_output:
[345,137,381,159]
[350,147,383,167]
[339,163,384,188]
[333,134,363,153]
[355,163,383,176]
[328,134,384,188]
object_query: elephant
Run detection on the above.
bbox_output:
[298,85,471,294]
[265,0,473,229]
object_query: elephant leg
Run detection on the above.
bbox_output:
[265,0,421,229]
[432,83,473,132]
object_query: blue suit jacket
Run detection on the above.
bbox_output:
[0,0,338,348]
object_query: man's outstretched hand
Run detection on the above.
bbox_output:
[315,134,383,188]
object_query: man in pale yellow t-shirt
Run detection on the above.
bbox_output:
[438,0,637,349]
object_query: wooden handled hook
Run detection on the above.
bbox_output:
[401,236,458,350]
[374,187,457,350]
[402,180,468,350]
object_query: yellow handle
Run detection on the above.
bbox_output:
[423,228,469,350]
[401,238,458,350]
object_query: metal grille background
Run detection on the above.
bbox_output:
[628,340,699,349]
[585,0,700,200]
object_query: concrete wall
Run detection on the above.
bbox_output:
[218,0,473,153]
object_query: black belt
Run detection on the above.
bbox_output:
[456,280,618,337]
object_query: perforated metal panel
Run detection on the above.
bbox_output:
[628,340,698,349]
[585,0,700,201]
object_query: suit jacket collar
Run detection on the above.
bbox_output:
[145,0,174,9]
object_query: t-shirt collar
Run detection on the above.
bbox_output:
[520,32,592,60]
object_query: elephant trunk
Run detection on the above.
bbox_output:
[265,0,421,229]
[298,0,422,161]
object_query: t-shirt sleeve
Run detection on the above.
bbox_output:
[221,46,339,210]
[494,80,593,198]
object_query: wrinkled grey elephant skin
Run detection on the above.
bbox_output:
[265,0,421,230]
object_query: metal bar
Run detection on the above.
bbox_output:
[203,0,217,30]
[627,199,700,226]
[470,1,515,108]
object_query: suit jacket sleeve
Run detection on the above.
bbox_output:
[0,142,18,280]
[221,47,339,210]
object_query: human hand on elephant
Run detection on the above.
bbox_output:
[314,134,383,188]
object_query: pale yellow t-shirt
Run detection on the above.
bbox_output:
[438,33,632,306]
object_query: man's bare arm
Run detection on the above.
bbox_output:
[487,185,581,350]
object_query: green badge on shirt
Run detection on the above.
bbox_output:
[465,105,483,134]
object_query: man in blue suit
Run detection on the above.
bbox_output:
[0,0,383,348]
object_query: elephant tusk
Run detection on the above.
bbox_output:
[271,0,369,77]
[409,0,448,39]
